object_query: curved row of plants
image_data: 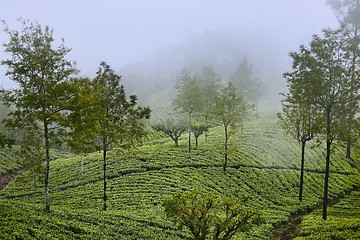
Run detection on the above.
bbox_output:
[1,115,360,239]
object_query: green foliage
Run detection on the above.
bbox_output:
[63,77,100,154]
[91,61,151,150]
[212,81,252,171]
[163,190,215,239]
[174,69,206,154]
[0,132,15,149]
[1,115,360,239]
[1,18,77,212]
[283,24,360,219]
[65,62,151,211]
[295,190,360,240]
[163,190,262,240]
[191,122,209,148]
[174,69,206,115]
[198,66,221,125]
[229,59,262,104]
[152,114,188,147]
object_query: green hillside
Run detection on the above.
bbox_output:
[0,147,22,177]
[1,114,360,239]
[295,190,360,239]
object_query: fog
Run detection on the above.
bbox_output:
[0,0,338,109]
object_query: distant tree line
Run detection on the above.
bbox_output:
[153,63,259,172]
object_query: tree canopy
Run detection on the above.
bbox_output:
[282,25,360,220]
[212,81,252,172]
[1,19,77,211]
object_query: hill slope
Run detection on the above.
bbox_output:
[1,114,360,239]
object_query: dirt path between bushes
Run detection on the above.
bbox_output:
[272,184,360,240]
[0,171,20,193]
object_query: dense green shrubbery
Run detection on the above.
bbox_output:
[1,114,359,239]
[295,191,360,240]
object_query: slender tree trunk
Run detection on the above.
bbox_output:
[81,154,84,175]
[174,137,179,147]
[34,172,37,207]
[188,112,191,157]
[205,117,208,143]
[323,107,331,220]
[195,136,199,148]
[33,151,37,207]
[299,142,306,201]
[103,142,107,211]
[224,124,228,173]
[44,121,50,212]
[346,138,351,159]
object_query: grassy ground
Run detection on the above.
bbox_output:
[0,113,359,239]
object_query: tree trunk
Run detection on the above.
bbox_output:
[188,112,191,157]
[33,151,37,207]
[299,142,306,201]
[81,154,84,175]
[34,172,37,207]
[205,117,208,143]
[44,121,50,212]
[195,136,199,148]
[224,124,228,173]
[103,143,107,211]
[346,138,351,159]
[322,107,331,220]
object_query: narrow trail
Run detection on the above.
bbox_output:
[0,171,20,194]
[272,184,360,240]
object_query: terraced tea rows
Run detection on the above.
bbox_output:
[295,190,360,239]
[1,114,360,239]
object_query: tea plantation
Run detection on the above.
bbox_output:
[1,114,359,239]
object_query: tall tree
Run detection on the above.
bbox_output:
[174,69,205,156]
[198,66,221,142]
[285,26,359,220]
[327,0,360,158]
[229,59,262,113]
[278,95,322,201]
[1,19,77,212]
[76,62,150,211]
[212,81,251,172]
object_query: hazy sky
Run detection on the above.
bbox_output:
[0,0,338,89]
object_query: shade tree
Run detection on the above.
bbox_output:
[67,62,150,211]
[174,69,206,155]
[229,59,262,113]
[152,114,188,147]
[198,66,221,142]
[284,26,360,220]
[278,95,323,201]
[1,19,77,211]
[327,0,360,158]
[212,81,252,172]
[191,121,209,148]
